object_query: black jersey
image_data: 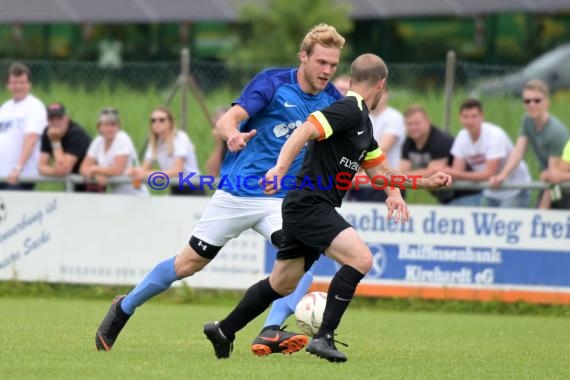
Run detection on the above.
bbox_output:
[285,91,386,207]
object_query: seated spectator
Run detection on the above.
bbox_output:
[38,103,92,191]
[446,99,531,208]
[0,62,47,190]
[348,90,406,202]
[130,106,204,196]
[332,75,350,96]
[205,106,229,178]
[490,79,569,209]
[399,104,481,204]
[540,138,570,209]
[80,108,147,195]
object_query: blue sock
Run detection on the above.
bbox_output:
[120,256,178,315]
[263,269,314,328]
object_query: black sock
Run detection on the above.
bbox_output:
[219,278,282,341]
[315,265,365,339]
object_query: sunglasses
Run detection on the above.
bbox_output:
[150,117,168,123]
[523,98,542,105]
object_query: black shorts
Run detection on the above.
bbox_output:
[277,200,351,271]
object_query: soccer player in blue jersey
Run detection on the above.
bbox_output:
[95,23,346,356]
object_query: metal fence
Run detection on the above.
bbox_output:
[0,57,520,95]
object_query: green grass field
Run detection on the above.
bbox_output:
[1,297,569,380]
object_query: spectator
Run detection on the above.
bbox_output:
[446,99,531,208]
[205,106,229,178]
[371,91,406,168]
[490,79,569,209]
[540,139,570,209]
[332,75,350,95]
[38,102,92,192]
[130,106,204,196]
[80,108,146,195]
[0,62,47,190]
[400,104,482,204]
[348,90,406,202]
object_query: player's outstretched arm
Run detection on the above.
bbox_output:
[414,171,453,190]
[215,105,256,152]
[262,120,321,195]
[369,161,452,191]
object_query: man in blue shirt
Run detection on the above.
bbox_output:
[95,23,346,357]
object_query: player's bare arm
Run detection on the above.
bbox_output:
[263,120,321,195]
[368,161,451,190]
[215,105,257,152]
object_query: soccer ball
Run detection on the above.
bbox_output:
[294,291,327,337]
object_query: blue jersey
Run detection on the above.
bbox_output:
[219,68,342,197]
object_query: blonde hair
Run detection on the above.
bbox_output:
[523,79,550,98]
[299,23,345,56]
[148,106,176,159]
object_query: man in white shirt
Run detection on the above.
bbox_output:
[446,99,531,208]
[0,62,47,190]
[371,91,406,168]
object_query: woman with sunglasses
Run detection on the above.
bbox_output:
[130,106,204,196]
[80,108,147,195]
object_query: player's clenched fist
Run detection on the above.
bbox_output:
[422,171,452,190]
[261,166,286,195]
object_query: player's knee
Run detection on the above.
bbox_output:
[348,253,373,274]
[174,249,207,278]
[274,281,296,296]
[270,273,302,296]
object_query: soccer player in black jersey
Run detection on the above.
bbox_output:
[204,53,452,362]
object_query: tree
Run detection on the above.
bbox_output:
[228,0,353,66]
